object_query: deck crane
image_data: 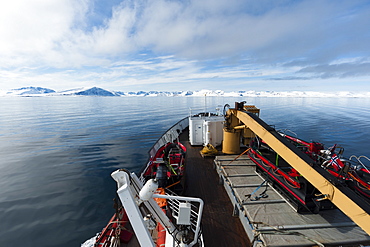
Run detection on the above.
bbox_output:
[223,102,370,235]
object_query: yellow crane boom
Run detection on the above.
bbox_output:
[224,104,370,235]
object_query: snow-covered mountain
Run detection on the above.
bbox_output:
[1,86,370,98]
[4,86,56,96]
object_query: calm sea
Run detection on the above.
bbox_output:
[0,96,369,246]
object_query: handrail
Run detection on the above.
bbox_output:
[350,155,370,173]
[139,117,189,179]
[154,193,204,247]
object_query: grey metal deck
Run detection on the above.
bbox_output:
[214,155,370,247]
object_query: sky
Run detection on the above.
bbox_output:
[1,0,370,92]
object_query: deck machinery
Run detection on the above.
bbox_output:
[222,102,370,235]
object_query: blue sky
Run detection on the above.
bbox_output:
[1,0,370,92]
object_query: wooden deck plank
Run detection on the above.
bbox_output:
[180,131,251,247]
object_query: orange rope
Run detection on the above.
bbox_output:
[166,180,181,189]
[227,148,251,165]
[348,172,370,190]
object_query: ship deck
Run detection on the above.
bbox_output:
[182,138,250,246]
[180,129,370,247]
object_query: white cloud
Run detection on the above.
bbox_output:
[0,0,370,91]
[0,0,87,57]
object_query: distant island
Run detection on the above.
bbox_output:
[1,86,369,98]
